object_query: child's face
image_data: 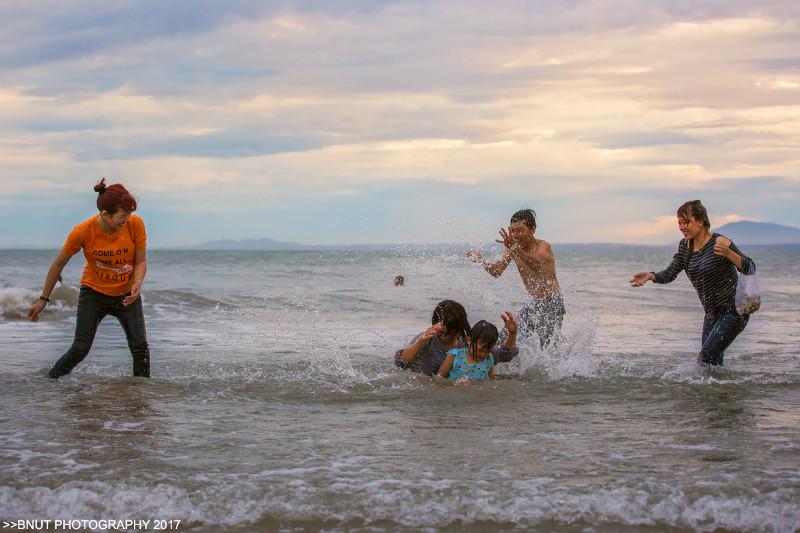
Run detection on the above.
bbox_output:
[473,340,492,360]
[439,327,458,345]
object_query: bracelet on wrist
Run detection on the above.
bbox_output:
[39,295,50,303]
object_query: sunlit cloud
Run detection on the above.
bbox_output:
[0,1,798,246]
[608,212,754,244]
[756,78,800,90]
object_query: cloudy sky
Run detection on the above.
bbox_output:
[2,0,799,247]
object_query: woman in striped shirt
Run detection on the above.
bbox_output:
[630,200,756,366]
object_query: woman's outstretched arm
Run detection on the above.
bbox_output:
[631,241,688,287]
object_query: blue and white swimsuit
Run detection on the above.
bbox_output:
[446,347,494,381]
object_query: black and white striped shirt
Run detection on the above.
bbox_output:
[653,233,756,313]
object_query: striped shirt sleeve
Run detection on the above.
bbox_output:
[653,240,689,284]
[729,241,756,275]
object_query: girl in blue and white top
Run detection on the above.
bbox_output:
[437,320,499,382]
[630,200,757,367]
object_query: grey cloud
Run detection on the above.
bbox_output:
[702,175,800,193]
[0,1,270,69]
[3,0,798,103]
[10,117,112,133]
[593,131,703,149]
[65,131,325,161]
[742,57,800,71]
[521,175,800,200]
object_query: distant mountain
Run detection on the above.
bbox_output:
[716,221,800,245]
[191,238,461,251]
[191,222,800,250]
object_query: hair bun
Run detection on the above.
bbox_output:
[94,178,107,193]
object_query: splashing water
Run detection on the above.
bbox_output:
[2,247,799,532]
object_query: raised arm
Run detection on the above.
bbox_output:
[396,323,445,366]
[485,250,512,277]
[714,237,756,274]
[494,311,519,364]
[466,249,512,278]
[28,250,74,322]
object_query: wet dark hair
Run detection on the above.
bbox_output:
[432,300,470,341]
[677,200,710,229]
[677,200,710,263]
[469,320,499,358]
[510,209,537,229]
[94,178,137,214]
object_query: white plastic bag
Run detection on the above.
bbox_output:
[735,273,761,315]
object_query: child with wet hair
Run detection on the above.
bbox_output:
[436,320,499,383]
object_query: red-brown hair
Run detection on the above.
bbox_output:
[94,178,137,213]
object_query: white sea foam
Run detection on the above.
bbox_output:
[445,280,603,381]
[662,443,720,451]
[3,248,799,533]
[2,478,797,532]
[511,310,601,381]
[657,361,800,386]
[0,285,76,319]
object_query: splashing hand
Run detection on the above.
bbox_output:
[466,250,484,263]
[500,311,517,335]
[496,227,515,249]
[421,322,446,341]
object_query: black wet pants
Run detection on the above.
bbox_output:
[519,294,565,349]
[499,294,566,351]
[49,286,150,378]
[698,306,749,366]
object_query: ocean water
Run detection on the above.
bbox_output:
[1,245,798,532]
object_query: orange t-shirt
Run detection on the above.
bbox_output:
[62,214,147,296]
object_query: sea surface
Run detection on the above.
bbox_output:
[1,245,799,532]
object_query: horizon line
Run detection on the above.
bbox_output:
[4,241,800,252]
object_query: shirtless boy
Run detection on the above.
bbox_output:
[467,209,565,349]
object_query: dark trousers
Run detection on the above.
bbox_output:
[518,294,566,350]
[48,286,150,378]
[698,306,749,366]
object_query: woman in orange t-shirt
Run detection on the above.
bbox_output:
[28,179,150,378]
